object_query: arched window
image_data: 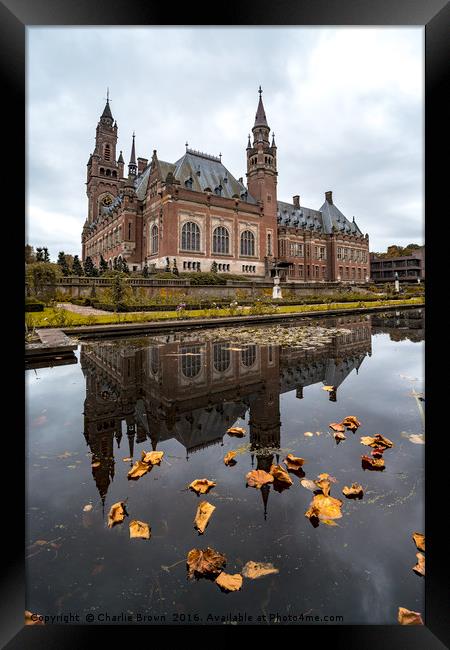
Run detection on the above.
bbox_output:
[150,224,158,254]
[240,230,255,256]
[267,233,272,256]
[106,169,111,176]
[241,345,256,367]
[213,343,231,373]
[212,226,229,254]
[181,345,202,378]
[181,221,201,251]
[104,144,111,161]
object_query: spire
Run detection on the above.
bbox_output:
[271,132,276,148]
[254,86,269,128]
[101,88,113,122]
[247,134,251,149]
[128,132,137,176]
[118,150,124,164]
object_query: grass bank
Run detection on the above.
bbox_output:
[26,298,424,329]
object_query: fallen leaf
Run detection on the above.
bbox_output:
[341,416,361,432]
[371,446,385,458]
[107,501,127,528]
[189,478,216,495]
[300,479,318,492]
[322,386,336,392]
[305,493,343,525]
[269,465,293,486]
[246,469,274,489]
[360,434,394,449]
[215,572,243,592]
[408,434,425,445]
[334,431,346,442]
[303,431,314,437]
[412,532,425,552]
[122,457,132,462]
[342,483,364,499]
[187,547,226,579]
[361,455,385,471]
[141,450,164,465]
[194,501,216,534]
[128,460,152,480]
[398,607,424,625]
[83,504,93,512]
[25,611,44,625]
[241,561,279,579]
[223,451,237,466]
[412,552,425,577]
[129,520,151,539]
[329,422,345,433]
[91,461,100,469]
[34,540,48,546]
[283,454,306,471]
[227,427,246,437]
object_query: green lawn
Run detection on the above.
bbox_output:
[25,297,424,329]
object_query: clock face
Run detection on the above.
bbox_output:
[102,195,113,206]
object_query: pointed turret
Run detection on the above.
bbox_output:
[118,150,124,163]
[128,132,137,177]
[254,86,269,128]
[100,89,113,124]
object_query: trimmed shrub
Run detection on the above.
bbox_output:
[25,299,45,312]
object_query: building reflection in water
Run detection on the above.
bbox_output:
[80,315,382,517]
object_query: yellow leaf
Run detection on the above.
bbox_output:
[246,469,274,489]
[341,416,361,432]
[129,520,151,539]
[361,455,385,471]
[194,501,216,534]
[215,572,243,592]
[122,457,132,462]
[189,478,216,495]
[412,532,425,552]
[304,431,314,437]
[322,386,336,392]
[223,451,237,466]
[227,427,246,437]
[360,434,394,449]
[127,460,152,480]
[329,422,345,433]
[283,454,305,471]
[141,450,164,465]
[305,494,343,524]
[398,607,424,625]
[107,501,127,528]
[342,483,364,499]
[186,547,226,578]
[269,464,293,486]
[241,561,279,579]
[412,552,425,577]
[333,431,346,442]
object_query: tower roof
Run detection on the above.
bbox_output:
[101,98,113,121]
[129,132,136,165]
[254,86,269,129]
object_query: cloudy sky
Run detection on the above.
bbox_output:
[27,27,423,260]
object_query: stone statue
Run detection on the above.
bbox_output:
[272,270,282,299]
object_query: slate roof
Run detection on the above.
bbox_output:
[277,199,364,236]
[319,199,363,236]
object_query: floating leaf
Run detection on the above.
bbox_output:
[361,455,385,471]
[269,464,293,486]
[246,469,274,489]
[322,386,336,392]
[334,431,346,443]
[398,607,424,625]
[227,427,246,437]
[342,483,364,499]
[141,450,164,465]
[360,434,394,449]
[194,501,216,534]
[408,434,425,445]
[241,561,279,579]
[412,552,425,577]
[412,532,425,552]
[223,451,237,466]
[83,504,93,512]
[283,454,305,471]
[215,572,243,592]
[122,457,132,462]
[128,460,152,480]
[25,611,44,625]
[186,547,226,579]
[303,431,314,437]
[305,493,343,525]
[341,416,361,432]
[300,479,318,492]
[371,446,385,458]
[329,422,345,433]
[129,520,151,539]
[91,461,100,469]
[189,478,216,495]
[107,501,127,528]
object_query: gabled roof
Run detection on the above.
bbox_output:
[277,198,364,236]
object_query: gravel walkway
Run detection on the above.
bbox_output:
[57,302,113,316]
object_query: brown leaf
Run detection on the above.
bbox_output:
[107,501,127,528]
[412,552,425,577]
[223,451,237,466]
[141,450,164,465]
[342,483,364,499]
[334,431,346,442]
[398,607,424,625]
[412,532,425,552]
[246,469,274,489]
[371,446,385,458]
[186,547,226,579]
[129,520,151,539]
[361,455,385,471]
[341,416,361,432]
[269,464,293,486]
[189,478,216,495]
[300,479,318,492]
[241,561,279,579]
[127,460,152,480]
[215,572,243,592]
[329,422,345,433]
[194,501,216,534]
[314,473,336,496]
[360,434,394,449]
[226,427,246,437]
[25,611,44,625]
[305,493,343,525]
[283,454,306,471]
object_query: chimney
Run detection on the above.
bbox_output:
[325,191,333,204]
[293,195,300,209]
[137,157,148,174]
[238,177,243,184]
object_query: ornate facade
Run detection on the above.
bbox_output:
[81,89,370,282]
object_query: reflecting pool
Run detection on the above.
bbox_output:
[26,309,424,625]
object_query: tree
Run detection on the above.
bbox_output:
[99,254,108,275]
[25,244,35,264]
[210,260,218,273]
[110,273,127,311]
[142,262,149,278]
[83,256,98,277]
[72,255,84,276]
[43,247,50,263]
[26,262,61,301]
[57,251,70,277]
[35,247,44,262]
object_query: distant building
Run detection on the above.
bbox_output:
[81,89,370,282]
[370,246,425,282]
